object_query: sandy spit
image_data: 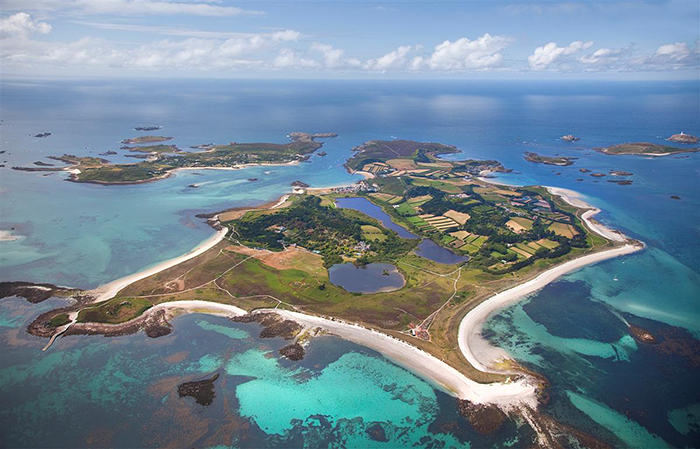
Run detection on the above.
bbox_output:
[88,227,228,302]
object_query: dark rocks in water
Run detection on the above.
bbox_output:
[590,173,606,178]
[279,343,305,361]
[99,150,118,156]
[33,161,54,167]
[629,325,655,343]
[576,178,584,182]
[579,168,591,173]
[291,180,310,188]
[34,132,52,138]
[670,195,681,200]
[134,126,162,131]
[457,400,507,435]
[365,423,389,442]
[232,313,302,340]
[561,134,580,142]
[144,310,172,338]
[248,178,258,182]
[0,150,5,154]
[607,179,633,186]
[0,281,77,303]
[178,373,219,406]
[317,151,327,156]
[188,184,199,188]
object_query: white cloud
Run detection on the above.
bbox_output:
[528,40,594,70]
[4,0,264,17]
[1,14,295,71]
[579,47,623,65]
[1,12,52,38]
[654,42,691,62]
[364,45,412,71]
[311,43,361,68]
[271,30,301,42]
[273,48,318,69]
[422,34,514,70]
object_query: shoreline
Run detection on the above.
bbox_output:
[457,184,642,375]
[87,227,228,302]
[49,176,639,407]
[458,243,642,373]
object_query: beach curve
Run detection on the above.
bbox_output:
[457,185,643,375]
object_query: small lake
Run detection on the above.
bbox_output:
[335,197,417,239]
[414,239,470,265]
[328,263,405,293]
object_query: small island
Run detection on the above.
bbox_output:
[34,132,52,138]
[134,126,162,131]
[595,142,699,156]
[120,135,173,144]
[524,151,576,166]
[561,134,580,142]
[667,132,699,144]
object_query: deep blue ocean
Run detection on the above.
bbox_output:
[0,79,698,448]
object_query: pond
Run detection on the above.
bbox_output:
[414,239,470,265]
[328,263,405,294]
[335,197,417,239]
[335,197,469,264]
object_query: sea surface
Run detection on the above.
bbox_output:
[1,79,698,448]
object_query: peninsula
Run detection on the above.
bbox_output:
[9,137,643,444]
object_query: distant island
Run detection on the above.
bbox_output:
[134,126,162,131]
[524,151,576,166]
[12,132,337,185]
[120,135,173,144]
[667,132,699,144]
[34,132,52,138]
[561,134,580,142]
[595,142,699,156]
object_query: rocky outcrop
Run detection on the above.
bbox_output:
[178,373,219,406]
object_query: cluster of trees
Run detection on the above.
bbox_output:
[232,196,415,267]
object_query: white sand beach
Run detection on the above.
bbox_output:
[76,181,640,409]
[88,227,228,302]
[457,186,643,375]
[268,309,539,407]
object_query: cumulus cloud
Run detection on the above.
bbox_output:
[654,42,692,62]
[418,34,514,70]
[1,13,298,71]
[311,43,343,67]
[528,40,594,70]
[364,45,412,71]
[273,48,318,69]
[1,12,52,38]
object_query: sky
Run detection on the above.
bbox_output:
[1,0,699,80]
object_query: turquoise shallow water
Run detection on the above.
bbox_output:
[1,79,698,447]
